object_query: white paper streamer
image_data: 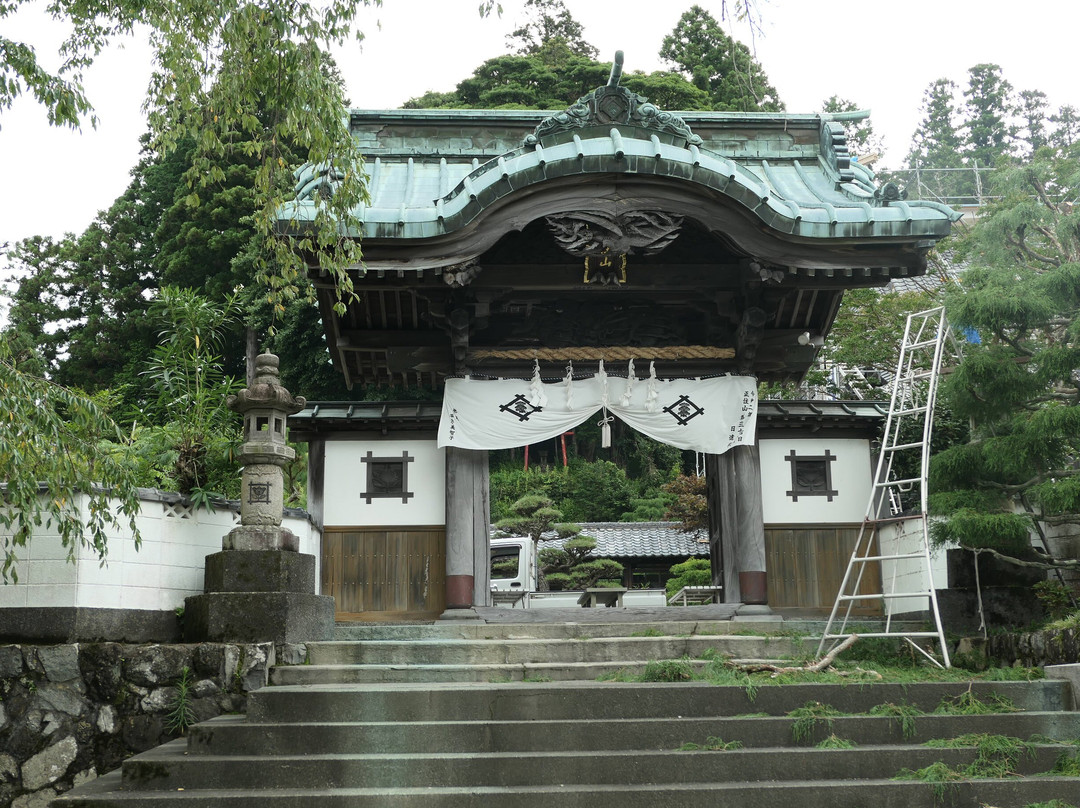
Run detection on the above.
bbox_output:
[645,361,659,412]
[620,358,636,407]
[563,362,574,410]
[529,359,547,407]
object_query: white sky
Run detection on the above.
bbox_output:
[0,0,1076,248]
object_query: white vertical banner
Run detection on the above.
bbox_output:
[438,374,756,454]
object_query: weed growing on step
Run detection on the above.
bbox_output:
[700,656,758,700]
[789,701,845,743]
[1024,801,1078,808]
[630,628,664,638]
[165,667,197,735]
[924,733,1036,778]
[678,736,743,751]
[638,659,695,682]
[894,760,961,802]
[933,687,1019,715]
[816,734,857,749]
[1050,749,1080,776]
[868,702,923,740]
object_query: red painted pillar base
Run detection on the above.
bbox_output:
[739,571,768,605]
[446,574,475,609]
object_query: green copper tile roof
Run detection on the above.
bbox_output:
[281,88,959,255]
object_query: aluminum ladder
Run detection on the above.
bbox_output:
[818,306,954,667]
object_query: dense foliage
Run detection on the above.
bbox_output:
[929,144,1080,570]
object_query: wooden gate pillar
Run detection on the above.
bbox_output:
[444,447,490,612]
[733,444,768,605]
[706,444,768,605]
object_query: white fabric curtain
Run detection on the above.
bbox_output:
[438,367,757,454]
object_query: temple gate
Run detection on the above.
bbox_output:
[283,55,958,618]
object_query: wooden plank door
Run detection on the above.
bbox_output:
[322,527,446,620]
[764,525,882,614]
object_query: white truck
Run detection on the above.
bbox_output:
[489,536,666,608]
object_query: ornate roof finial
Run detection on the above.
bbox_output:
[524,52,703,148]
[608,50,624,88]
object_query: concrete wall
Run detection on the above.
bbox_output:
[875,516,949,617]
[759,437,873,525]
[0,491,319,615]
[322,438,445,527]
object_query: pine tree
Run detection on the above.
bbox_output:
[1018,89,1050,157]
[1050,105,1080,150]
[930,144,1080,572]
[961,63,1017,169]
[905,78,967,202]
[659,5,783,112]
[505,0,598,59]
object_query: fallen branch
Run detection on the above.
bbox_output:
[730,634,869,678]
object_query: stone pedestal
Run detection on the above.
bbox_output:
[185,550,334,644]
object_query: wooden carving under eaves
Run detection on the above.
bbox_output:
[545,211,684,257]
[525,51,704,147]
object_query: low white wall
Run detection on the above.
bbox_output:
[322,438,445,527]
[0,491,320,612]
[875,516,949,616]
[759,437,873,524]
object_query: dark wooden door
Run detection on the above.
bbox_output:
[764,524,882,614]
[322,527,446,620]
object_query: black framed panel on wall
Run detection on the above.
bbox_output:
[360,450,415,504]
[784,449,838,502]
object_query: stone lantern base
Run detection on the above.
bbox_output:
[184,550,334,643]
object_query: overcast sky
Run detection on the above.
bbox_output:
[0,0,1075,248]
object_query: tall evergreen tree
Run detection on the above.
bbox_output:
[659,4,783,112]
[506,0,598,59]
[1018,89,1050,157]
[961,63,1016,169]
[905,78,966,201]
[1050,105,1080,150]
[930,144,1080,572]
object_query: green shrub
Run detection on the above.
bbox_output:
[666,557,712,598]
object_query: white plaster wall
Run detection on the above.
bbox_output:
[875,517,949,617]
[1,493,321,611]
[759,437,873,525]
[322,438,445,527]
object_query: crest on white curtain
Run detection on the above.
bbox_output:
[438,369,757,454]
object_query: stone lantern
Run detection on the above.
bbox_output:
[225,353,305,552]
[185,353,333,643]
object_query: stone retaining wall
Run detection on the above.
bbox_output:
[987,627,1080,668]
[0,641,291,808]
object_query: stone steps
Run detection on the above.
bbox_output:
[119,739,1070,790]
[187,711,1080,755]
[53,621,1080,808]
[56,770,1080,808]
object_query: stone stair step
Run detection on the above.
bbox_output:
[120,742,1070,791]
[272,658,782,685]
[329,619,782,641]
[186,711,1080,755]
[246,680,1072,723]
[303,635,807,665]
[55,769,1080,808]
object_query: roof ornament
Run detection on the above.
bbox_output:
[874,181,909,205]
[524,51,703,147]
